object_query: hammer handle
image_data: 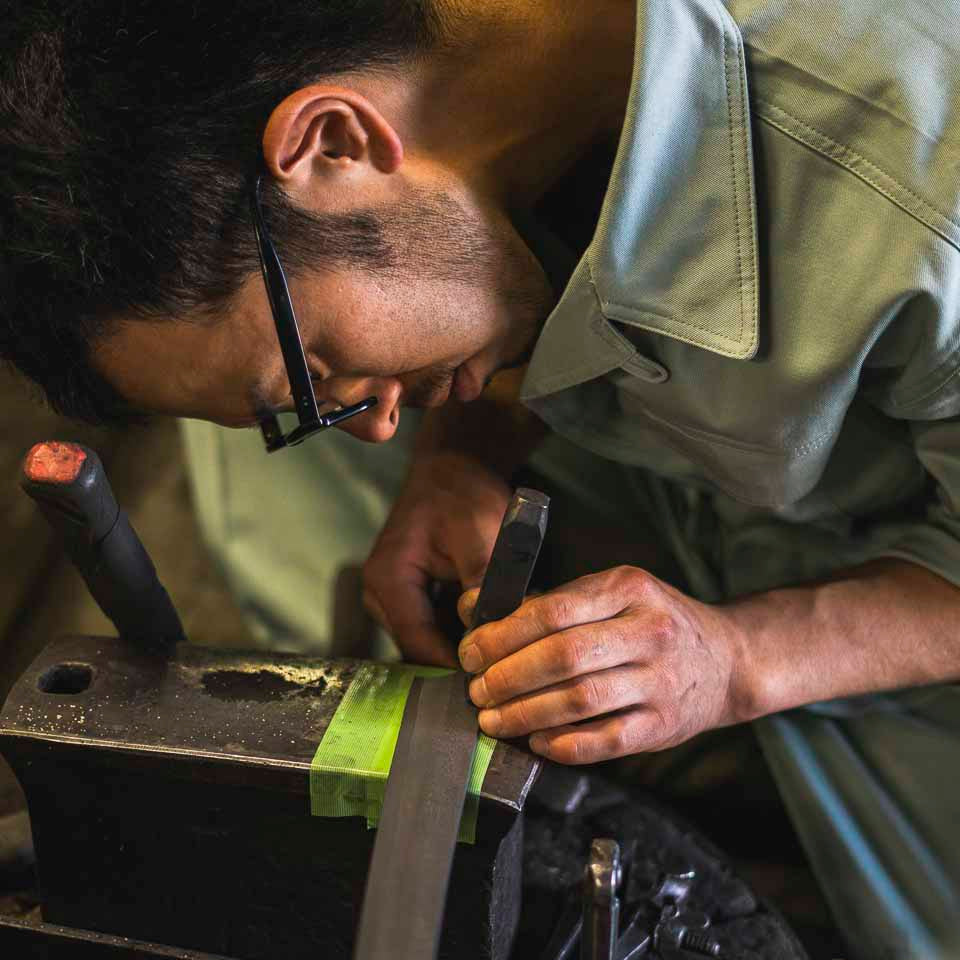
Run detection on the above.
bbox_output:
[21,442,184,654]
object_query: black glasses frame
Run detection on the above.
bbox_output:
[249,175,377,452]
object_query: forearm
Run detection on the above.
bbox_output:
[413,368,547,476]
[725,558,960,722]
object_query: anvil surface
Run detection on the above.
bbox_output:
[0,636,539,960]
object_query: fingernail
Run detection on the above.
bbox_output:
[469,674,490,707]
[459,641,482,673]
[478,708,501,736]
[529,734,549,756]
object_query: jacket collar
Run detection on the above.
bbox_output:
[522,0,759,403]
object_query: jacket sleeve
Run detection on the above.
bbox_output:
[861,412,960,588]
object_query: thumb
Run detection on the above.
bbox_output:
[362,588,390,630]
[457,586,481,630]
[365,572,458,668]
[453,544,492,594]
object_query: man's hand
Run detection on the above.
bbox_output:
[456,566,745,764]
[363,452,512,667]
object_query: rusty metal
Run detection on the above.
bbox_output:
[0,635,540,960]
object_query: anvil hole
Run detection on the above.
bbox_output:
[202,669,327,702]
[38,663,93,695]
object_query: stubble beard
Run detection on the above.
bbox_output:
[379,186,555,408]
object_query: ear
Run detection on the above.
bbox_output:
[262,84,403,192]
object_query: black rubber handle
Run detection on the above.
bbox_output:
[471,487,550,630]
[21,442,184,655]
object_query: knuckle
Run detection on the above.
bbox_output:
[484,626,515,666]
[604,717,634,757]
[553,736,586,765]
[508,697,536,733]
[533,593,577,634]
[469,624,497,662]
[646,611,677,648]
[609,565,650,598]
[555,636,586,675]
[570,675,604,714]
[481,663,510,703]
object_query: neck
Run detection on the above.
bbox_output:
[362,1,637,208]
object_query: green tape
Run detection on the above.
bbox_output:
[310,663,496,844]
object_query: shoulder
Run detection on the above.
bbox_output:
[729,0,960,254]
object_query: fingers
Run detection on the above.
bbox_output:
[451,527,498,593]
[458,586,546,630]
[467,617,637,706]
[528,707,669,764]
[477,665,646,738]
[362,453,514,667]
[363,553,458,668]
[458,570,638,672]
[362,588,390,631]
[383,582,459,667]
[457,587,480,629]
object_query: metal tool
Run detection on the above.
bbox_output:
[353,487,550,960]
[470,487,550,629]
[546,839,732,960]
[20,441,184,654]
[654,904,722,958]
[582,839,621,960]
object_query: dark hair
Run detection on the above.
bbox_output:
[0,1,442,423]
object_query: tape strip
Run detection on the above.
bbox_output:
[310,662,496,844]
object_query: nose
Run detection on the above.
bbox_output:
[328,377,402,443]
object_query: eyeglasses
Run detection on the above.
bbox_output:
[249,175,377,453]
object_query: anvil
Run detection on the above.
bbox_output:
[0,635,538,960]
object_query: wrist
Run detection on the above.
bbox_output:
[716,581,842,723]
[408,448,510,486]
[414,375,546,475]
[709,602,766,726]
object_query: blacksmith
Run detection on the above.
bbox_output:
[4,3,960,955]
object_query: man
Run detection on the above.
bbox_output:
[4,1,960,955]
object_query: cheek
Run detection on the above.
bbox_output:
[320,277,485,371]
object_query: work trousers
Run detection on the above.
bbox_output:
[180,416,960,960]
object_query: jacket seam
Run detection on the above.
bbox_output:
[889,361,960,414]
[627,397,833,458]
[743,41,960,163]
[720,16,747,352]
[588,2,759,360]
[521,310,633,398]
[546,422,824,510]
[599,300,747,351]
[891,339,960,410]
[754,100,960,253]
